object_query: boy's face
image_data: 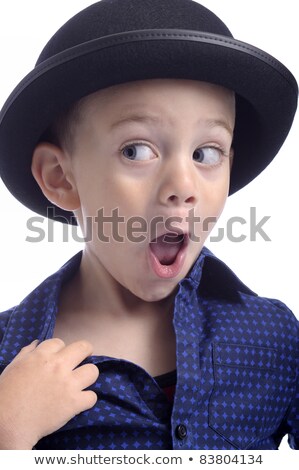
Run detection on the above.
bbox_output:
[60,79,235,301]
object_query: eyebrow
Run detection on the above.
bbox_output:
[109,112,233,137]
[109,113,162,130]
[206,119,234,137]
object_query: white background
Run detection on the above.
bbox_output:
[0,2,298,315]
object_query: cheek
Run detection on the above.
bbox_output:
[73,158,120,212]
[194,168,230,238]
[107,171,150,212]
[202,166,230,212]
[79,174,150,243]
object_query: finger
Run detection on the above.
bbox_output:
[71,390,98,417]
[58,340,94,369]
[73,363,100,390]
[36,337,66,353]
[14,340,40,360]
[78,390,98,413]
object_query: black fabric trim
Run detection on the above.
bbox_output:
[154,369,177,388]
[2,29,297,122]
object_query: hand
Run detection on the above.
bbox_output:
[0,338,99,449]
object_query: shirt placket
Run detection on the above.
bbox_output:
[171,278,203,449]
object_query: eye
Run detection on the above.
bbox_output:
[122,143,157,161]
[193,146,224,165]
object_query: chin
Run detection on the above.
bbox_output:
[132,281,179,303]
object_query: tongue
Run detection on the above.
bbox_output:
[150,234,183,265]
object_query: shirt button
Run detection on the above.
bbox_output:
[175,424,187,440]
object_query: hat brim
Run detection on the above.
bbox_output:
[0,29,297,224]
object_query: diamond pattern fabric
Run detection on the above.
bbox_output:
[0,247,298,450]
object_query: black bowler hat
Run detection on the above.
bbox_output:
[0,0,297,224]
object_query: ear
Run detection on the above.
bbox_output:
[31,142,80,211]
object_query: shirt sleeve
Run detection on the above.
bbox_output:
[0,310,11,337]
[267,299,299,449]
[0,308,14,369]
[285,321,299,449]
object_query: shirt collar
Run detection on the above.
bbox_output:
[0,253,82,366]
[189,246,256,297]
[0,247,255,366]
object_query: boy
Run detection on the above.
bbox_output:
[0,0,298,450]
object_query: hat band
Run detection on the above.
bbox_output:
[1,28,296,125]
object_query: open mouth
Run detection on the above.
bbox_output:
[148,232,189,279]
[149,233,186,265]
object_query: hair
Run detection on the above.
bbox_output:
[39,98,86,154]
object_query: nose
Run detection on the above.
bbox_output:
[158,156,198,208]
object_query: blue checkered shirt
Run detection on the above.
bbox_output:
[0,247,298,450]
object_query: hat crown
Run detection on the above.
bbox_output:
[1,0,297,224]
[37,0,232,65]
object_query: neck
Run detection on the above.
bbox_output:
[55,247,178,375]
[62,246,176,321]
